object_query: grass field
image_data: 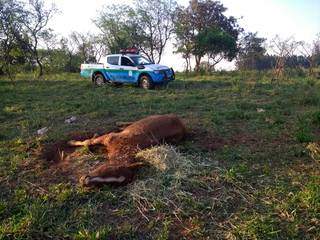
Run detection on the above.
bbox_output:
[0,72,319,239]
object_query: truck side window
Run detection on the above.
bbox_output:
[107,56,119,65]
[121,57,135,66]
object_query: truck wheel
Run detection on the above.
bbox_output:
[139,75,154,89]
[93,73,105,86]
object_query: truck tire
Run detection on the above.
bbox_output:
[139,75,154,90]
[93,73,105,86]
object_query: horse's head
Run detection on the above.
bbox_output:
[79,162,145,187]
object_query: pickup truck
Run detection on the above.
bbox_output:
[80,49,175,89]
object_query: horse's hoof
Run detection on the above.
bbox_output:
[79,175,90,187]
[67,140,77,146]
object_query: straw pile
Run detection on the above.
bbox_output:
[129,145,195,216]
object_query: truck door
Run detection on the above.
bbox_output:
[105,56,121,81]
[119,56,136,82]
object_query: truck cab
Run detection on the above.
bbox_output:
[80,49,175,89]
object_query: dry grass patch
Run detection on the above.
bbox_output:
[307,142,320,162]
[130,145,254,238]
[130,145,194,215]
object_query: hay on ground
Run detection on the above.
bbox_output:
[130,144,255,229]
[307,142,320,162]
[130,145,194,212]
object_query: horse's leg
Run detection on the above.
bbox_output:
[68,134,108,147]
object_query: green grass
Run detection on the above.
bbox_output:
[0,72,319,239]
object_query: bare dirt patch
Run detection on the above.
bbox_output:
[37,130,110,185]
[41,130,107,162]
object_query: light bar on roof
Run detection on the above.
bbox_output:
[120,48,139,54]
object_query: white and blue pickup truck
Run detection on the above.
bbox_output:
[80,49,175,89]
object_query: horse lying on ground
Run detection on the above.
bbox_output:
[68,114,186,187]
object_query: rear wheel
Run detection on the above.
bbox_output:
[139,75,154,90]
[93,73,105,86]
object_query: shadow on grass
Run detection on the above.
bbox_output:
[0,79,233,90]
[169,79,233,90]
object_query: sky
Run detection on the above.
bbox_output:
[50,0,320,71]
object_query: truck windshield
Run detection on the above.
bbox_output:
[130,56,152,65]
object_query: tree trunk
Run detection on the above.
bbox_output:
[68,51,73,72]
[36,57,43,78]
[309,65,314,77]
[7,66,16,85]
[308,58,315,77]
[157,53,162,64]
[184,57,189,73]
[195,55,201,72]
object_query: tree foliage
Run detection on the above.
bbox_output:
[174,0,242,72]
[134,0,176,63]
[0,0,57,78]
[298,34,320,76]
[173,7,194,72]
[236,32,267,70]
[0,0,27,79]
[14,0,57,77]
[236,33,317,74]
[196,27,238,71]
[95,5,136,55]
[70,32,107,63]
[95,0,176,63]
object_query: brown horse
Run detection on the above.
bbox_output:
[68,114,186,187]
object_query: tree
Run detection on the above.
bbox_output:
[270,35,300,80]
[95,0,176,63]
[314,33,320,67]
[236,32,267,70]
[0,0,27,80]
[174,0,242,72]
[196,27,238,71]
[298,41,315,76]
[59,37,79,72]
[173,6,195,72]
[18,0,57,77]
[95,5,136,54]
[0,0,58,78]
[133,0,177,63]
[298,34,320,76]
[70,32,107,63]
